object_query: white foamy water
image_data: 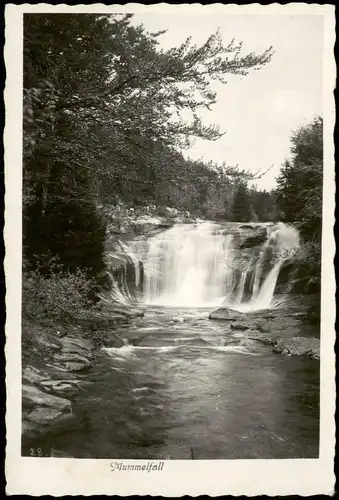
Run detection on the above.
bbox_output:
[137,221,299,310]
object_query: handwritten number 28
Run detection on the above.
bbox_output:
[30,448,43,457]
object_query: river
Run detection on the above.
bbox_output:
[40,305,319,459]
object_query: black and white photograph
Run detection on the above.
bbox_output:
[4,3,335,496]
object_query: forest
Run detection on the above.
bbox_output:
[22,13,323,319]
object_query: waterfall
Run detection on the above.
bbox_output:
[136,221,299,310]
[246,222,300,310]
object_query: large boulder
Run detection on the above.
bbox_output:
[209,308,245,321]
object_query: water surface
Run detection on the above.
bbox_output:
[40,306,319,459]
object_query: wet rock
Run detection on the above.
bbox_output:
[23,365,48,385]
[239,225,267,249]
[239,230,268,249]
[22,384,75,439]
[254,323,269,333]
[40,379,82,396]
[230,322,249,331]
[60,336,94,351]
[231,321,269,332]
[275,337,320,359]
[44,363,80,378]
[101,334,125,348]
[23,384,68,409]
[52,351,93,373]
[239,223,258,229]
[224,339,241,346]
[55,326,68,338]
[63,361,92,373]
[247,332,277,345]
[59,345,94,361]
[53,352,92,364]
[249,331,320,360]
[209,308,245,321]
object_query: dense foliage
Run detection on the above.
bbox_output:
[277,117,323,241]
[22,258,101,321]
[277,116,323,301]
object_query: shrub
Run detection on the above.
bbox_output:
[22,264,101,322]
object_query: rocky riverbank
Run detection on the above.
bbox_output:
[21,305,144,452]
[208,295,320,360]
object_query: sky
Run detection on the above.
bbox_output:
[131,13,323,190]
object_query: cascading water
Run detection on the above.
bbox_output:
[247,222,300,310]
[140,222,235,307]
[136,221,299,310]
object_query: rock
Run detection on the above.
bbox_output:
[249,332,320,360]
[239,227,268,249]
[63,361,92,373]
[239,224,257,229]
[56,326,67,338]
[247,332,276,345]
[230,322,249,331]
[26,406,75,426]
[101,335,125,348]
[275,337,320,359]
[254,323,269,333]
[52,351,93,373]
[53,352,92,364]
[209,308,245,321]
[44,363,80,375]
[60,344,93,358]
[230,321,269,332]
[23,366,48,385]
[40,379,81,397]
[60,337,94,352]
[22,384,75,439]
[23,384,70,409]
[224,339,241,346]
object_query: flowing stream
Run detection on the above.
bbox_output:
[40,221,319,459]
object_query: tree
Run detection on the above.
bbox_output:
[276,116,323,241]
[276,116,323,301]
[231,181,252,222]
[23,13,274,277]
[250,189,279,222]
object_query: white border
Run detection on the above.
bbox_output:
[4,3,336,496]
